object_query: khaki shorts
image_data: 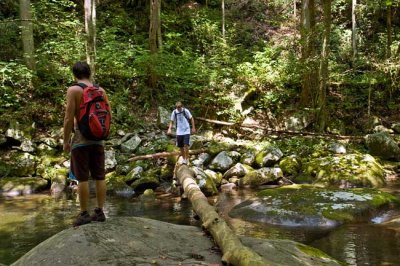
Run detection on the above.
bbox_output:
[71,144,105,182]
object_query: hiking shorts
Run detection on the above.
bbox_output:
[176,134,190,148]
[71,144,105,182]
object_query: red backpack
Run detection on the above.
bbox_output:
[77,83,111,141]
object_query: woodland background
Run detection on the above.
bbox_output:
[1,0,400,134]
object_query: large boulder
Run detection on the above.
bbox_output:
[209,151,236,172]
[255,146,283,167]
[241,167,283,188]
[0,177,48,196]
[12,217,341,266]
[298,154,385,188]
[365,132,400,160]
[0,151,36,177]
[229,185,399,228]
[157,106,171,129]
[120,134,142,154]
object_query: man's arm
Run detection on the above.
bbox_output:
[167,121,173,135]
[190,117,196,134]
[101,87,112,118]
[63,87,77,152]
[167,111,175,135]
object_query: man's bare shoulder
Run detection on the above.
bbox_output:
[67,84,83,93]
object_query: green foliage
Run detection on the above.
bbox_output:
[0,62,34,112]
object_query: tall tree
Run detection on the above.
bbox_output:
[299,0,317,107]
[149,0,162,90]
[19,0,35,70]
[222,0,225,39]
[84,0,96,80]
[352,0,357,60]
[386,1,392,58]
[316,0,332,131]
[149,0,161,54]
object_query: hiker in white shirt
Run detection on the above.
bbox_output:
[167,101,196,165]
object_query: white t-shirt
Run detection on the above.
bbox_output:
[171,108,192,135]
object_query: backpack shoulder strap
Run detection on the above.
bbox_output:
[183,108,190,120]
[75,83,99,89]
[75,83,87,89]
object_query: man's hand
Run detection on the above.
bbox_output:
[191,128,196,134]
[63,143,71,153]
[167,128,172,135]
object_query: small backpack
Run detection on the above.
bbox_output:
[77,83,111,141]
[174,108,190,129]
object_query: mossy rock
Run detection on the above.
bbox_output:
[130,168,160,192]
[297,154,385,188]
[255,146,283,167]
[198,175,218,196]
[229,185,399,227]
[279,156,301,177]
[0,151,37,177]
[0,177,48,196]
[206,140,234,156]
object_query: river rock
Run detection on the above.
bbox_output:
[241,167,283,188]
[229,185,399,228]
[209,151,235,172]
[298,154,385,188]
[0,177,48,196]
[12,217,341,266]
[365,132,400,160]
[255,146,283,167]
[120,134,141,153]
[11,217,221,266]
[223,163,253,179]
[0,151,36,177]
[104,149,117,171]
[157,106,171,129]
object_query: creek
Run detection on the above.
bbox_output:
[0,187,399,265]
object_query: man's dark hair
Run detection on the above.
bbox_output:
[72,61,91,80]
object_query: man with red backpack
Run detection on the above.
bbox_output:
[63,61,111,226]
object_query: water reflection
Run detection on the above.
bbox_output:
[1,188,400,266]
[0,193,198,265]
[309,225,400,266]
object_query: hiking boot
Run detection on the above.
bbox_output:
[91,207,106,222]
[73,211,91,227]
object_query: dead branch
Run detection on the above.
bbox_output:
[196,117,364,140]
[128,149,207,162]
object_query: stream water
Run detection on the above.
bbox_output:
[0,187,399,265]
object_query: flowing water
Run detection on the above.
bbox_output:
[0,187,399,265]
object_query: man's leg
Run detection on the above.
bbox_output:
[77,181,89,212]
[180,147,185,161]
[184,145,189,161]
[71,146,92,226]
[95,180,106,209]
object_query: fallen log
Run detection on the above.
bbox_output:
[196,116,364,140]
[128,149,207,162]
[176,165,269,266]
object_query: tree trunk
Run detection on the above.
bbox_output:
[293,0,297,19]
[19,0,35,70]
[299,0,317,107]
[387,4,392,59]
[149,0,161,54]
[222,0,225,39]
[149,0,161,89]
[316,0,332,132]
[351,0,357,60]
[176,165,268,265]
[84,0,96,80]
